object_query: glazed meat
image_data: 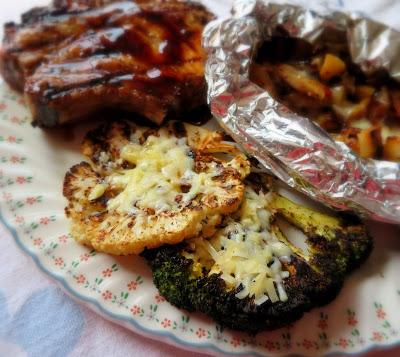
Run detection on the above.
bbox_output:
[0,0,124,91]
[0,0,213,127]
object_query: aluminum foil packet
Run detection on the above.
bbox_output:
[203,0,400,224]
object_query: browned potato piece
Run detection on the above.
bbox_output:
[357,127,382,159]
[331,86,346,105]
[276,64,331,100]
[319,54,346,81]
[383,136,400,161]
[335,127,381,159]
[333,98,370,122]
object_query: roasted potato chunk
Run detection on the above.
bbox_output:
[319,54,346,81]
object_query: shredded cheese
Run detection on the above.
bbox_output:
[184,187,291,304]
[96,129,223,214]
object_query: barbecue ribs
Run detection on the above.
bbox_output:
[0,0,213,127]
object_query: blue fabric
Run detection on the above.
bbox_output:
[0,287,84,357]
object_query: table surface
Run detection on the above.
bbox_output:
[0,1,399,356]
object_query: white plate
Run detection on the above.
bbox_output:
[0,82,400,356]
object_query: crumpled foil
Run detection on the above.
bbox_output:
[203,0,400,224]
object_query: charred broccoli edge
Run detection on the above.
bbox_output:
[142,217,372,334]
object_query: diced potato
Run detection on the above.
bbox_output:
[331,86,346,105]
[333,98,370,122]
[334,128,360,154]
[357,127,381,159]
[351,119,373,130]
[319,54,346,81]
[335,127,381,159]
[276,64,331,100]
[381,124,400,142]
[356,85,375,99]
[383,136,400,161]
[391,89,400,117]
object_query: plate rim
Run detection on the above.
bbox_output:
[0,157,399,357]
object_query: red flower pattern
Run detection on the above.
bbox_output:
[318,319,328,330]
[10,156,20,163]
[26,197,37,205]
[230,336,241,347]
[130,305,142,315]
[15,216,24,223]
[376,308,386,320]
[127,281,138,291]
[372,332,383,342]
[161,318,171,328]
[102,268,113,277]
[33,238,43,246]
[0,103,6,110]
[11,116,21,124]
[40,217,50,225]
[302,339,313,349]
[102,290,112,300]
[196,328,206,338]
[75,274,86,284]
[7,136,17,143]
[2,192,12,201]
[54,257,64,266]
[264,341,275,350]
[16,176,26,184]
[348,316,358,326]
[58,235,68,243]
[338,338,348,348]
[80,253,90,262]
[155,293,165,303]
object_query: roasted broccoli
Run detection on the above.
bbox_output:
[143,174,372,333]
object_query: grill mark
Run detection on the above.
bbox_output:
[22,1,138,26]
[38,70,181,101]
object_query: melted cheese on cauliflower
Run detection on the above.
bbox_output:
[184,187,291,305]
[94,129,224,214]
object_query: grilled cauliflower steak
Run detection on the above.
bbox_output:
[63,120,250,255]
[143,174,372,333]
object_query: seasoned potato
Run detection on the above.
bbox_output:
[277,64,331,100]
[383,136,400,161]
[319,54,346,81]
